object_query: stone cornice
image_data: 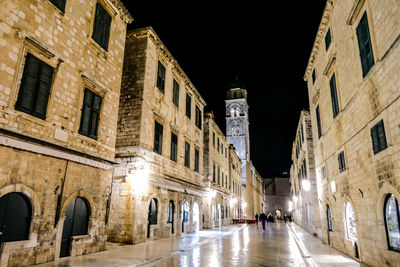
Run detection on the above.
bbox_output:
[303,0,334,81]
[108,0,133,24]
[127,27,207,107]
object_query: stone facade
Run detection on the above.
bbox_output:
[203,112,243,228]
[0,0,131,266]
[289,110,320,236]
[108,27,207,244]
[304,0,400,265]
[263,178,291,217]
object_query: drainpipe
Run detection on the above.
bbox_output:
[105,167,115,225]
[54,160,69,228]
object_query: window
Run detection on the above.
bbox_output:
[221,143,224,154]
[384,194,400,251]
[186,93,191,119]
[157,61,166,93]
[172,79,179,106]
[321,166,326,182]
[195,106,202,129]
[316,105,322,139]
[371,120,387,154]
[338,151,346,172]
[217,138,220,152]
[49,0,66,12]
[92,3,111,51]
[312,69,316,84]
[345,202,357,241]
[148,198,158,225]
[194,148,199,172]
[183,202,189,222]
[184,142,190,168]
[329,74,340,118]
[153,121,163,155]
[79,89,102,139]
[325,28,331,50]
[357,12,374,77]
[213,164,216,183]
[326,205,333,231]
[301,124,304,142]
[218,166,220,184]
[16,53,54,119]
[213,132,215,148]
[170,132,178,162]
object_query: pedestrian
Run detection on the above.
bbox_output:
[255,213,259,225]
[267,213,274,230]
[259,212,267,230]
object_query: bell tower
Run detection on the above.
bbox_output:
[225,87,250,186]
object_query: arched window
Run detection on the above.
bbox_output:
[149,198,158,225]
[326,205,333,231]
[384,194,400,250]
[167,200,174,223]
[0,192,32,244]
[345,202,357,240]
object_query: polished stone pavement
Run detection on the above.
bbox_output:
[35,223,368,267]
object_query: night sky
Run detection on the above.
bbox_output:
[123,2,327,178]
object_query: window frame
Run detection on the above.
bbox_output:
[184,141,190,168]
[157,61,166,93]
[91,2,112,51]
[371,120,387,154]
[194,148,199,172]
[338,151,346,172]
[325,28,332,51]
[172,79,179,107]
[329,74,340,118]
[78,89,103,140]
[170,132,178,162]
[356,12,375,78]
[185,93,191,119]
[195,106,202,129]
[384,194,400,252]
[316,105,322,139]
[153,120,163,155]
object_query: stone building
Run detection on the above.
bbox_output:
[263,178,291,218]
[0,0,131,266]
[203,112,243,228]
[289,110,320,236]
[107,27,206,245]
[304,0,400,265]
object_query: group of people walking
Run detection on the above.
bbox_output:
[254,212,292,230]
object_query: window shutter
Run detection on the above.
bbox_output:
[357,13,374,77]
[371,125,379,154]
[17,54,40,112]
[80,90,93,136]
[377,121,387,150]
[330,74,339,118]
[34,63,53,118]
[92,3,111,51]
[90,94,102,138]
[316,105,322,138]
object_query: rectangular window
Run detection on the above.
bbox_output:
[217,138,220,152]
[213,164,216,183]
[329,74,340,118]
[157,61,166,93]
[316,105,322,139]
[218,167,220,185]
[357,12,374,77]
[195,106,202,129]
[184,142,190,168]
[312,69,316,84]
[16,53,54,120]
[186,93,191,119]
[172,79,179,106]
[49,0,66,12]
[92,3,111,51]
[153,121,163,155]
[338,151,346,172]
[301,124,304,142]
[170,132,178,162]
[371,120,387,154]
[79,89,102,139]
[194,148,199,172]
[213,132,215,148]
[221,143,224,154]
[325,28,331,51]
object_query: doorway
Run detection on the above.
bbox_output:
[326,205,332,245]
[60,197,89,258]
[0,192,32,245]
[182,202,189,233]
[147,198,158,238]
[168,200,175,234]
[193,203,199,231]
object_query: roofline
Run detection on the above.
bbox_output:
[109,0,133,23]
[303,0,334,81]
[127,27,207,107]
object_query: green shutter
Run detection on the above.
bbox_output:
[34,63,53,118]
[357,12,374,77]
[330,74,339,118]
[371,125,379,154]
[92,3,111,51]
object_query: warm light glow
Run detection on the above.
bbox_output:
[127,158,149,194]
[288,201,293,212]
[331,181,336,193]
[292,196,298,203]
[230,198,237,206]
[207,190,216,201]
[302,179,311,191]
[242,202,247,209]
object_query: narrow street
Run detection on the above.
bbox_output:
[35,223,366,267]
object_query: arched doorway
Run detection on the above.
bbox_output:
[0,192,32,245]
[326,205,333,245]
[167,200,175,234]
[182,202,189,233]
[60,197,89,257]
[147,198,158,238]
[193,203,199,231]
